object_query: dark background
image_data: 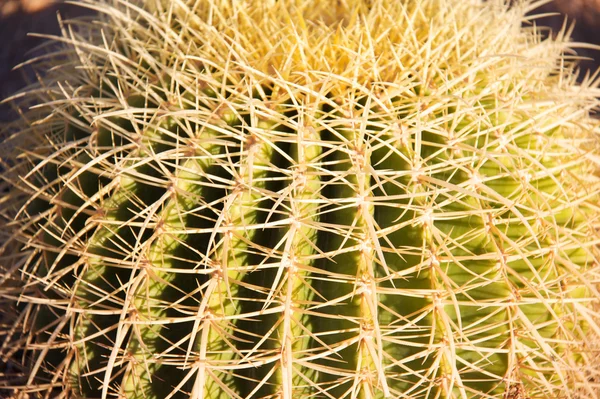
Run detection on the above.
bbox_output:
[1,0,599,121]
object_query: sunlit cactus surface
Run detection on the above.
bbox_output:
[1,0,600,398]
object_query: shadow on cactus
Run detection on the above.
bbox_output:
[1,0,600,398]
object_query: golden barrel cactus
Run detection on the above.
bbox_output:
[1,0,600,398]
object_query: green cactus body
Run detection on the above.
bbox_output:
[1,0,600,398]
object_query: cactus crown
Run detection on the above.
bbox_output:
[1,0,600,398]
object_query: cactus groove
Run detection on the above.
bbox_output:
[1,0,600,398]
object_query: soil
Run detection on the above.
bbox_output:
[532,0,600,82]
[0,0,90,121]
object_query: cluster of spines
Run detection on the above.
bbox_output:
[1,0,600,399]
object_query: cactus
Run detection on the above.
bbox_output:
[1,0,600,398]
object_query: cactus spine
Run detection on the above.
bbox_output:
[1,0,600,398]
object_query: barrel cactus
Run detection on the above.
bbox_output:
[1,0,600,398]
